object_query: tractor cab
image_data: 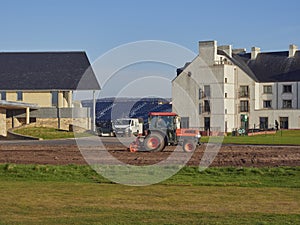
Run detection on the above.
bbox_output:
[148,112,180,146]
[148,112,179,130]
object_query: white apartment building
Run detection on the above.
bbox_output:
[172,40,300,133]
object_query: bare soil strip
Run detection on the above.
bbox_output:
[0,142,299,167]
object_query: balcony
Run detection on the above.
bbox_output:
[239,91,250,98]
[199,91,206,99]
[199,103,211,114]
[199,91,210,99]
[204,106,211,113]
[200,107,211,114]
[214,58,233,65]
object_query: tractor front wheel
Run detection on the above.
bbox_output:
[182,140,196,153]
[144,133,165,152]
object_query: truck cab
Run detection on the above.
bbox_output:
[96,120,114,137]
[112,118,143,137]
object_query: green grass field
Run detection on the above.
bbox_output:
[202,129,300,145]
[7,128,300,223]
[14,127,91,140]
[0,164,299,224]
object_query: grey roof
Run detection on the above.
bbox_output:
[0,100,38,109]
[231,51,300,83]
[0,52,100,90]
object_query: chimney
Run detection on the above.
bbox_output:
[199,40,217,65]
[289,44,297,57]
[218,45,232,58]
[251,47,260,60]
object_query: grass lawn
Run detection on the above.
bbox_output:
[201,129,300,145]
[14,127,91,140]
[0,164,299,224]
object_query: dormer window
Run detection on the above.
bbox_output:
[263,85,272,94]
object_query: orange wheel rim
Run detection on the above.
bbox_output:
[185,143,193,152]
[148,137,159,149]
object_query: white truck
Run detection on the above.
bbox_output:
[112,118,143,137]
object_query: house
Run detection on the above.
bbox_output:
[172,40,300,134]
[0,51,100,136]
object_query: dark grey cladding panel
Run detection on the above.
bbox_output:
[10,107,90,118]
[31,108,58,118]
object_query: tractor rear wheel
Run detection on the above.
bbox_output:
[144,132,165,152]
[182,140,196,153]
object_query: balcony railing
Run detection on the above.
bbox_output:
[199,91,210,99]
[204,106,211,113]
[239,91,250,98]
[199,106,211,114]
[214,59,233,65]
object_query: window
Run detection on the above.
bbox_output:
[263,85,272,94]
[63,91,68,99]
[240,86,249,97]
[204,100,210,113]
[282,100,292,109]
[225,93,227,98]
[259,117,268,130]
[225,109,227,114]
[283,85,292,93]
[17,91,23,101]
[240,100,249,112]
[263,100,272,108]
[0,91,6,101]
[280,117,289,129]
[199,88,203,99]
[225,78,228,83]
[204,85,211,98]
[180,117,189,129]
[52,91,58,107]
[199,103,202,114]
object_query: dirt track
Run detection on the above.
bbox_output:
[0,140,300,167]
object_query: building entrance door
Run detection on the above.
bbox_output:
[204,117,210,133]
[240,114,249,130]
[259,117,268,130]
[280,117,288,129]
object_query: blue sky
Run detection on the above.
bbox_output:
[1,0,300,98]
